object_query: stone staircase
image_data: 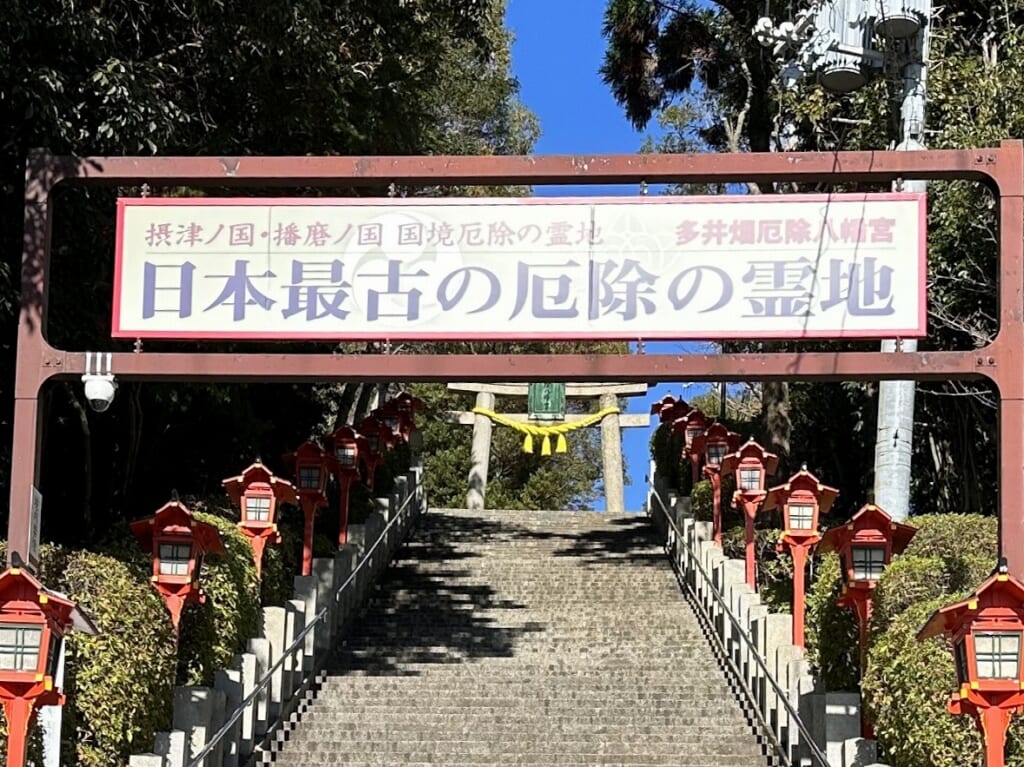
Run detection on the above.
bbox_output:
[269,507,771,766]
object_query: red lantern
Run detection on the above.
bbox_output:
[223,461,297,580]
[764,467,839,649]
[129,500,225,634]
[819,503,915,665]
[324,425,364,547]
[0,564,97,767]
[919,567,1024,767]
[721,439,778,589]
[651,395,689,424]
[356,416,390,487]
[673,408,709,486]
[288,441,329,577]
[691,422,741,544]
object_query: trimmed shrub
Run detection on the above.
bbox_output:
[904,513,998,562]
[870,555,950,635]
[862,597,983,767]
[58,550,177,767]
[177,512,261,686]
[804,551,860,691]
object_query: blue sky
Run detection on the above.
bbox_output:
[506,0,712,512]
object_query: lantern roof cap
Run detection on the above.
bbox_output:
[129,500,227,556]
[918,565,1024,641]
[650,394,676,415]
[222,461,298,507]
[395,392,425,410]
[0,565,98,635]
[721,438,779,477]
[763,466,839,514]
[818,503,916,555]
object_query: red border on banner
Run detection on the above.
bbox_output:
[112,193,927,341]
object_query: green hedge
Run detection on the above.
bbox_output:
[862,598,984,767]
[903,513,997,562]
[177,512,261,686]
[804,551,860,691]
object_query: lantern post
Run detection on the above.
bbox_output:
[918,565,1024,767]
[692,422,740,544]
[324,426,363,547]
[356,416,390,489]
[222,461,297,579]
[288,441,329,576]
[394,392,425,451]
[673,408,709,486]
[0,562,97,767]
[820,503,916,668]
[764,466,839,649]
[129,500,225,634]
[721,439,779,588]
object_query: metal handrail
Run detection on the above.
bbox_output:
[648,485,830,767]
[188,488,421,766]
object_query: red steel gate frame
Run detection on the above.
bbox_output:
[9,143,1024,574]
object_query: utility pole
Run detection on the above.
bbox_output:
[875,24,929,521]
[754,0,932,522]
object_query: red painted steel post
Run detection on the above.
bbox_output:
[300,499,316,577]
[1,696,35,767]
[743,499,758,589]
[710,470,722,545]
[791,544,808,649]
[980,706,1010,767]
[338,473,354,547]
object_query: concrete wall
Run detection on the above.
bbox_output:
[650,478,888,767]
[128,463,426,767]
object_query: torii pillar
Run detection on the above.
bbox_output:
[447,383,651,513]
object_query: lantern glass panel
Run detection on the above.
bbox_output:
[954,638,970,685]
[365,434,380,454]
[787,503,816,530]
[851,546,886,580]
[0,623,42,671]
[158,543,192,576]
[974,631,1021,679]
[685,427,702,446]
[739,467,762,491]
[299,465,322,490]
[336,446,358,468]
[385,417,399,432]
[244,495,271,522]
[706,443,728,466]
[46,631,61,677]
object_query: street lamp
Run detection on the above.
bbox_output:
[0,562,97,767]
[672,408,709,486]
[691,422,741,544]
[288,441,329,577]
[819,503,916,661]
[918,564,1024,767]
[764,466,839,649]
[222,460,297,580]
[721,439,779,589]
[324,425,363,547]
[129,500,225,634]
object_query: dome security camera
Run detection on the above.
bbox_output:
[82,374,117,413]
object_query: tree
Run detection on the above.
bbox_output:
[0,0,537,541]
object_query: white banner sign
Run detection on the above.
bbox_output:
[113,194,926,340]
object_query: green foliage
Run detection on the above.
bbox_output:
[804,552,860,691]
[862,598,983,767]
[691,479,713,521]
[904,514,998,562]
[721,525,794,611]
[177,512,261,686]
[59,551,178,767]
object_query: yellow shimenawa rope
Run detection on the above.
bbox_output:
[472,407,621,456]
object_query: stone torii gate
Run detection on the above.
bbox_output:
[446,382,651,513]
